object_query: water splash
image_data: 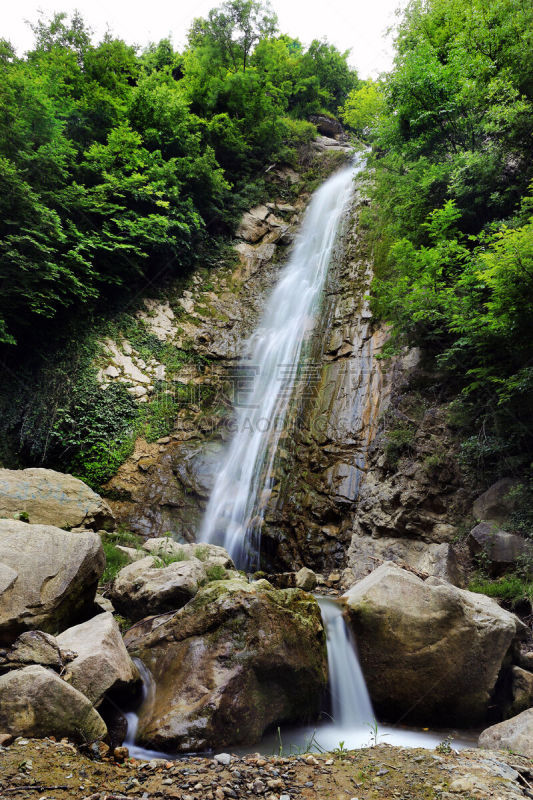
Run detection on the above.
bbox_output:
[317,597,374,728]
[199,163,359,568]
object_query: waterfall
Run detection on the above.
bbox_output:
[199,163,358,568]
[317,597,374,728]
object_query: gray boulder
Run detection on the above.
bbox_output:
[346,534,463,586]
[0,665,107,742]
[57,612,140,706]
[142,538,235,568]
[0,467,114,530]
[5,631,63,669]
[468,522,529,573]
[124,578,327,752]
[473,478,519,525]
[479,708,533,758]
[0,520,105,644]
[344,562,525,725]
[507,665,533,717]
[295,567,318,591]
[109,556,207,621]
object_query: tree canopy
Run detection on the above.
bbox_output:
[0,2,357,347]
[353,0,533,477]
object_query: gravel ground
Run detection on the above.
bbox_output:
[0,737,532,800]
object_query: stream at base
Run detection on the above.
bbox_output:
[123,598,477,760]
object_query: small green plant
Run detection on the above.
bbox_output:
[194,545,209,562]
[153,550,188,567]
[436,735,454,754]
[101,541,130,583]
[384,423,416,468]
[13,511,30,523]
[366,719,387,747]
[206,565,228,582]
[469,573,533,602]
[333,740,347,754]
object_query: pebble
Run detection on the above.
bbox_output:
[215,752,232,766]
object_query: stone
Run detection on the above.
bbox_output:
[94,594,115,613]
[0,665,107,742]
[343,562,525,725]
[345,535,463,586]
[57,612,140,707]
[142,539,235,569]
[478,708,533,758]
[214,753,232,765]
[0,467,114,530]
[236,211,270,243]
[104,365,120,378]
[0,733,13,746]
[473,478,519,524]
[125,579,327,752]
[109,556,207,621]
[115,545,146,563]
[507,665,533,717]
[309,115,344,137]
[6,631,62,669]
[0,520,105,644]
[295,567,317,591]
[468,522,528,572]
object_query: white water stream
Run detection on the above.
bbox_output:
[199,164,358,569]
[124,167,475,759]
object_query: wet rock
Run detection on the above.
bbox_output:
[125,578,327,752]
[0,520,104,644]
[344,562,525,725]
[57,612,140,706]
[0,467,114,530]
[109,556,207,621]
[473,478,519,525]
[0,665,107,742]
[479,708,533,758]
[295,567,317,591]
[468,522,529,573]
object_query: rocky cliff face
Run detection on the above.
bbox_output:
[101,146,350,541]
[101,144,472,583]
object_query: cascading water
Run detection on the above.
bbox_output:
[316,597,374,728]
[199,163,358,568]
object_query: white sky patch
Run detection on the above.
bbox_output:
[2,0,406,78]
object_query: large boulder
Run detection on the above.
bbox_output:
[479,708,533,758]
[473,478,519,524]
[468,522,530,574]
[0,665,107,742]
[0,467,114,530]
[109,556,209,621]
[124,578,327,752]
[346,534,463,586]
[343,562,525,725]
[0,520,105,644]
[142,538,235,568]
[57,612,140,706]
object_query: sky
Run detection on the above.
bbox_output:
[2,0,406,78]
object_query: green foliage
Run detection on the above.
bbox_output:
[365,0,533,478]
[384,423,416,468]
[0,4,356,349]
[206,564,228,581]
[469,573,533,602]
[101,541,130,583]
